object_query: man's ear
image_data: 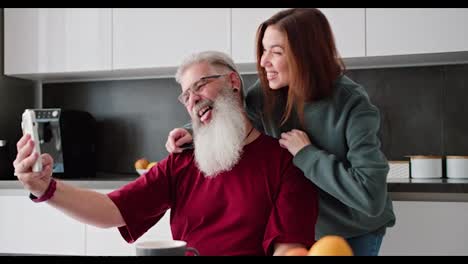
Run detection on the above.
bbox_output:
[228,72,242,92]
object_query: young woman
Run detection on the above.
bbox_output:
[166,8,395,256]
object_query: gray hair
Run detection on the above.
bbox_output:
[175,50,244,91]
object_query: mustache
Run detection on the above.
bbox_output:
[192,99,214,116]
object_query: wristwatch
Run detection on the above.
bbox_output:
[29,179,57,203]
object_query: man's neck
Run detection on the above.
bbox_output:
[243,123,260,145]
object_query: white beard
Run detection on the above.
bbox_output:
[192,88,246,177]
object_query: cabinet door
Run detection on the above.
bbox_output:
[4,8,112,75]
[380,201,468,255]
[113,8,230,70]
[231,8,365,64]
[0,193,86,255]
[85,189,173,256]
[231,8,285,64]
[366,8,468,56]
[319,8,365,58]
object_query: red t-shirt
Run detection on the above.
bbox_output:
[108,134,318,256]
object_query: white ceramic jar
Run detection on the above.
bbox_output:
[408,156,443,179]
[446,156,468,179]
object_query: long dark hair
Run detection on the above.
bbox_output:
[256,8,345,127]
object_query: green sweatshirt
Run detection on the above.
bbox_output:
[245,75,396,239]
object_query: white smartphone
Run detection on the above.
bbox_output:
[21,109,42,172]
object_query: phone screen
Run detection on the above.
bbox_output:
[37,121,64,173]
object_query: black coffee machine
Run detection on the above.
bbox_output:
[35,109,96,178]
[0,140,14,179]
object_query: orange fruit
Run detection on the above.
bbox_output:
[307,235,353,256]
[285,247,309,256]
[134,158,149,170]
[146,161,158,170]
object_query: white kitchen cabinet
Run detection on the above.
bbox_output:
[231,8,285,65]
[85,212,172,256]
[366,8,468,56]
[0,192,86,255]
[231,8,365,65]
[380,201,468,255]
[7,8,468,81]
[320,9,366,58]
[85,189,173,256]
[0,188,173,256]
[112,8,230,70]
[4,8,112,76]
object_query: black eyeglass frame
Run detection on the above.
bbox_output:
[177,74,229,105]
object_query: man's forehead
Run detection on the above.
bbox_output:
[180,63,211,91]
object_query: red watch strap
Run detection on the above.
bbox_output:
[30,179,57,203]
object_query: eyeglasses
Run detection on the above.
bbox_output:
[178,74,228,105]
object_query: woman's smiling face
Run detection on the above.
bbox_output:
[260,25,290,90]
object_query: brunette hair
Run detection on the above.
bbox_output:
[255,8,345,127]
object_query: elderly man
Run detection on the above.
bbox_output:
[13,51,318,256]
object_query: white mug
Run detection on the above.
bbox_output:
[135,240,199,256]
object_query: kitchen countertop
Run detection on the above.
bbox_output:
[387,178,468,202]
[0,172,136,195]
[2,173,468,201]
[387,178,468,193]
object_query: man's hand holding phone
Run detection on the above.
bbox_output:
[15,110,55,198]
[14,134,55,198]
[21,109,42,172]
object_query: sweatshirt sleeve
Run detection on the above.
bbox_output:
[182,122,193,136]
[293,95,389,217]
[107,155,174,242]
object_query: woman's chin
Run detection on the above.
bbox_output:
[267,79,288,90]
[268,83,287,90]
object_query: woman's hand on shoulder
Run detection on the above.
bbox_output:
[279,129,311,156]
